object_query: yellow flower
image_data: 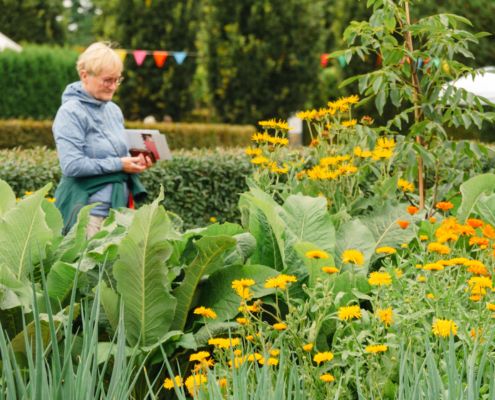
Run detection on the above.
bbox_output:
[236,317,249,325]
[272,322,287,331]
[238,303,261,313]
[209,216,217,223]
[394,268,403,278]
[232,279,256,300]
[341,119,357,127]
[264,274,297,290]
[419,235,429,241]
[163,376,183,389]
[398,178,414,192]
[417,275,427,282]
[432,319,458,338]
[487,303,495,311]
[427,242,450,255]
[376,307,393,326]
[258,119,289,131]
[193,306,217,319]
[341,249,364,266]
[321,266,339,274]
[338,305,361,321]
[47,197,56,203]
[365,344,388,354]
[320,373,335,383]
[435,201,454,211]
[375,246,396,255]
[251,156,269,165]
[208,338,240,348]
[24,191,33,196]
[184,374,208,396]
[368,272,392,286]
[244,147,263,157]
[426,293,435,299]
[189,351,210,362]
[305,249,329,259]
[313,351,334,364]
[303,343,314,352]
[259,357,279,366]
[217,378,228,388]
[423,262,444,271]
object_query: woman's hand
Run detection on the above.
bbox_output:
[120,156,149,173]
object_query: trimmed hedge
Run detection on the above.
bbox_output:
[0,119,254,150]
[0,147,251,228]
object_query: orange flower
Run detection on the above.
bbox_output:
[483,224,495,239]
[397,220,409,229]
[407,205,419,215]
[436,201,454,211]
[467,218,483,228]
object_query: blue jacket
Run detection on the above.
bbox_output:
[53,81,133,217]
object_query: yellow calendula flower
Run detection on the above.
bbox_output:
[375,246,396,255]
[193,306,217,319]
[423,263,444,271]
[247,353,263,362]
[313,351,334,364]
[189,351,210,362]
[365,344,388,354]
[341,249,364,266]
[341,119,357,127]
[258,119,289,131]
[322,266,339,274]
[394,269,403,278]
[47,197,56,203]
[259,357,279,366]
[432,319,458,338]
[320,373,335,383]
[218,378,228,388]
[24,191,33,196]
[417,275,427,282]
[338,305,361,321]
[427,242,450,255]
[163,376,183,389]
[208,338,240,348]
[238,303,261,313]
[486,303,495,311]
[398,178,414,192]
[303,343,314,352]
[245,147,263,156]
[264,274,297,290]
[185,374,208,396]
[368,272,392,286]
[377,307,393,326]
[305,249,329,259]
[251,156,270,165]
[272,322,287,331]
[236,317,249,325]
[426,293,435,299]
[419,235,429,241]
[232,279,256,300]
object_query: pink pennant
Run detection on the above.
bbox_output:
[133,50,147,66]
[153,51,168,68]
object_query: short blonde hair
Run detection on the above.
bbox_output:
[77,42,123,77]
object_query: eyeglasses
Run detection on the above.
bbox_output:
[100,76,124,87]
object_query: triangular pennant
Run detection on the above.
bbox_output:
[337,55,347,68]
[173,52,187,65]
[115,49,127,63]
[320,53,329,68]
[153,51,168,68]
[133,50,147,66]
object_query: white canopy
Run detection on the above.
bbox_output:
[443,67,495,105]
[0,32,22,52]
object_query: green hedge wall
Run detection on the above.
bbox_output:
[0,46,79,119]
[0,147,251,228]
[0,119,254,150]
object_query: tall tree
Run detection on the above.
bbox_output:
[0,0,65,44]
[201,0,326,124]
[93,0,200,121]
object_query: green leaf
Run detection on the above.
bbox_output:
[474,194,495,227]
[98,281,120,333]
[171,235,236,331]
[0,184,52,281]
[335,218,375,272]
[0,179,16,217]
[113,191,178,347]
[197,264,279,321]
[457,174,495,222]
[46,261,77,302]
[0,264,32,310]
[96,342,134,365]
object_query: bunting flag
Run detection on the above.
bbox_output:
[320,53,329,67]
[115,49,127,63]
[133,50,147,66]
[337,55,347,68]
[153,50,168,68]
[173,52,187,65]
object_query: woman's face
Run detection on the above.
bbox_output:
[80,67,123,102]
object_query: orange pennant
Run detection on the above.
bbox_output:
[153,51,168,68]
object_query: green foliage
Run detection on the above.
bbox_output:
[93,0,201,121]
[0,119,254,149]
[0,46,79,119]
[200,0,327,124]
[0,0,66,44]
[0,147,251,229]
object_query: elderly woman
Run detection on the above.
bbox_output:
[53,42,151,237]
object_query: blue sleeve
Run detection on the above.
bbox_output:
[53,105,123,177]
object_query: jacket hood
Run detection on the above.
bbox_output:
[61,81,105,106]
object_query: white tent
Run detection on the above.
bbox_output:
[0,32,22,52]
[443,67,495,105]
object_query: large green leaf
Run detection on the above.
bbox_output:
[360,202,417,261]
[171,235,237,331]
[113,192,178,347]
[0,184,52,281]
[0,179,16,217]
[475,193,495,227]
[335,218,375,273]
[457,174,495,222]
[98,281,120,333]
[46,261,77,302]
[0,264,32,310]
[197,264,279,321]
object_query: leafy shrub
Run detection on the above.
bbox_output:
[0,119,254,150]
[0,147,251,228]
[0,46,79,119]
